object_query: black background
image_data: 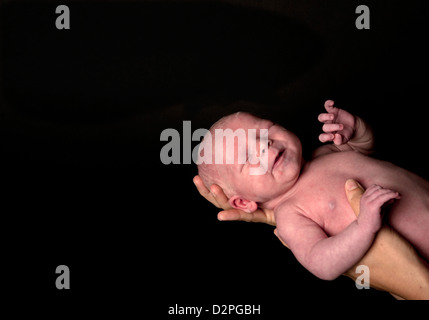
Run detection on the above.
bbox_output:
[1,0,428,316]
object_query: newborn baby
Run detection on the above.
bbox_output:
[197,100,429,280]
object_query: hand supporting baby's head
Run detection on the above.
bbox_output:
[197,112,303,213]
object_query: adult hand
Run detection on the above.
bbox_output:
[193,175,276,226]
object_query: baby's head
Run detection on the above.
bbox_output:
[197,112,303,212]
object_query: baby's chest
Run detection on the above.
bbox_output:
[296,169,363,235]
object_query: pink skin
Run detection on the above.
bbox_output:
[211,101,429,280]
[219,113,303,212]
[318,100,355,146]
[223,101,359,212]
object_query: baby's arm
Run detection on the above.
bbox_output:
[276,185,400,280]
[314,100,374,157]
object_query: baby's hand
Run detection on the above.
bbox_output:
[318,100,356,145]
[357,184,401,233]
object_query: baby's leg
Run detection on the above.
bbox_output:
[344,191,429,299]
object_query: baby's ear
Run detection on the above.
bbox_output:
[229,196,258,213]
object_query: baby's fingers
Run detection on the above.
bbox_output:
[374,189,401,204]
[371,191,400,211]
[363,185,401,206]
[319,133,335,143]
[322,123,344,133]
[318,113,335,123]
[324,99,336,112]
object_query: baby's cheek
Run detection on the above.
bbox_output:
[248,160,269,176]
[253,176,277,198]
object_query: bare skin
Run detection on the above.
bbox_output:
[342,180,429,299]
[194,100,429,298]
[194,176,429,299]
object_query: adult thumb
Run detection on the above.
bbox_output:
[345,179,365,217]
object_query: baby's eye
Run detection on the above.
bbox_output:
[261,139,272,154]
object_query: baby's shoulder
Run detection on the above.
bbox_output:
[274,198,308,223]
[274,200,321,241]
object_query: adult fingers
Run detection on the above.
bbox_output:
[218,209,268,224]
[193,175,221,208]
[210,184,232,210]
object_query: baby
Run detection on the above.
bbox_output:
[197,100,429,280]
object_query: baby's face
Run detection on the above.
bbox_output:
[221,113,303,203]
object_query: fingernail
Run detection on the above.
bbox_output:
[346,179,358,190]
